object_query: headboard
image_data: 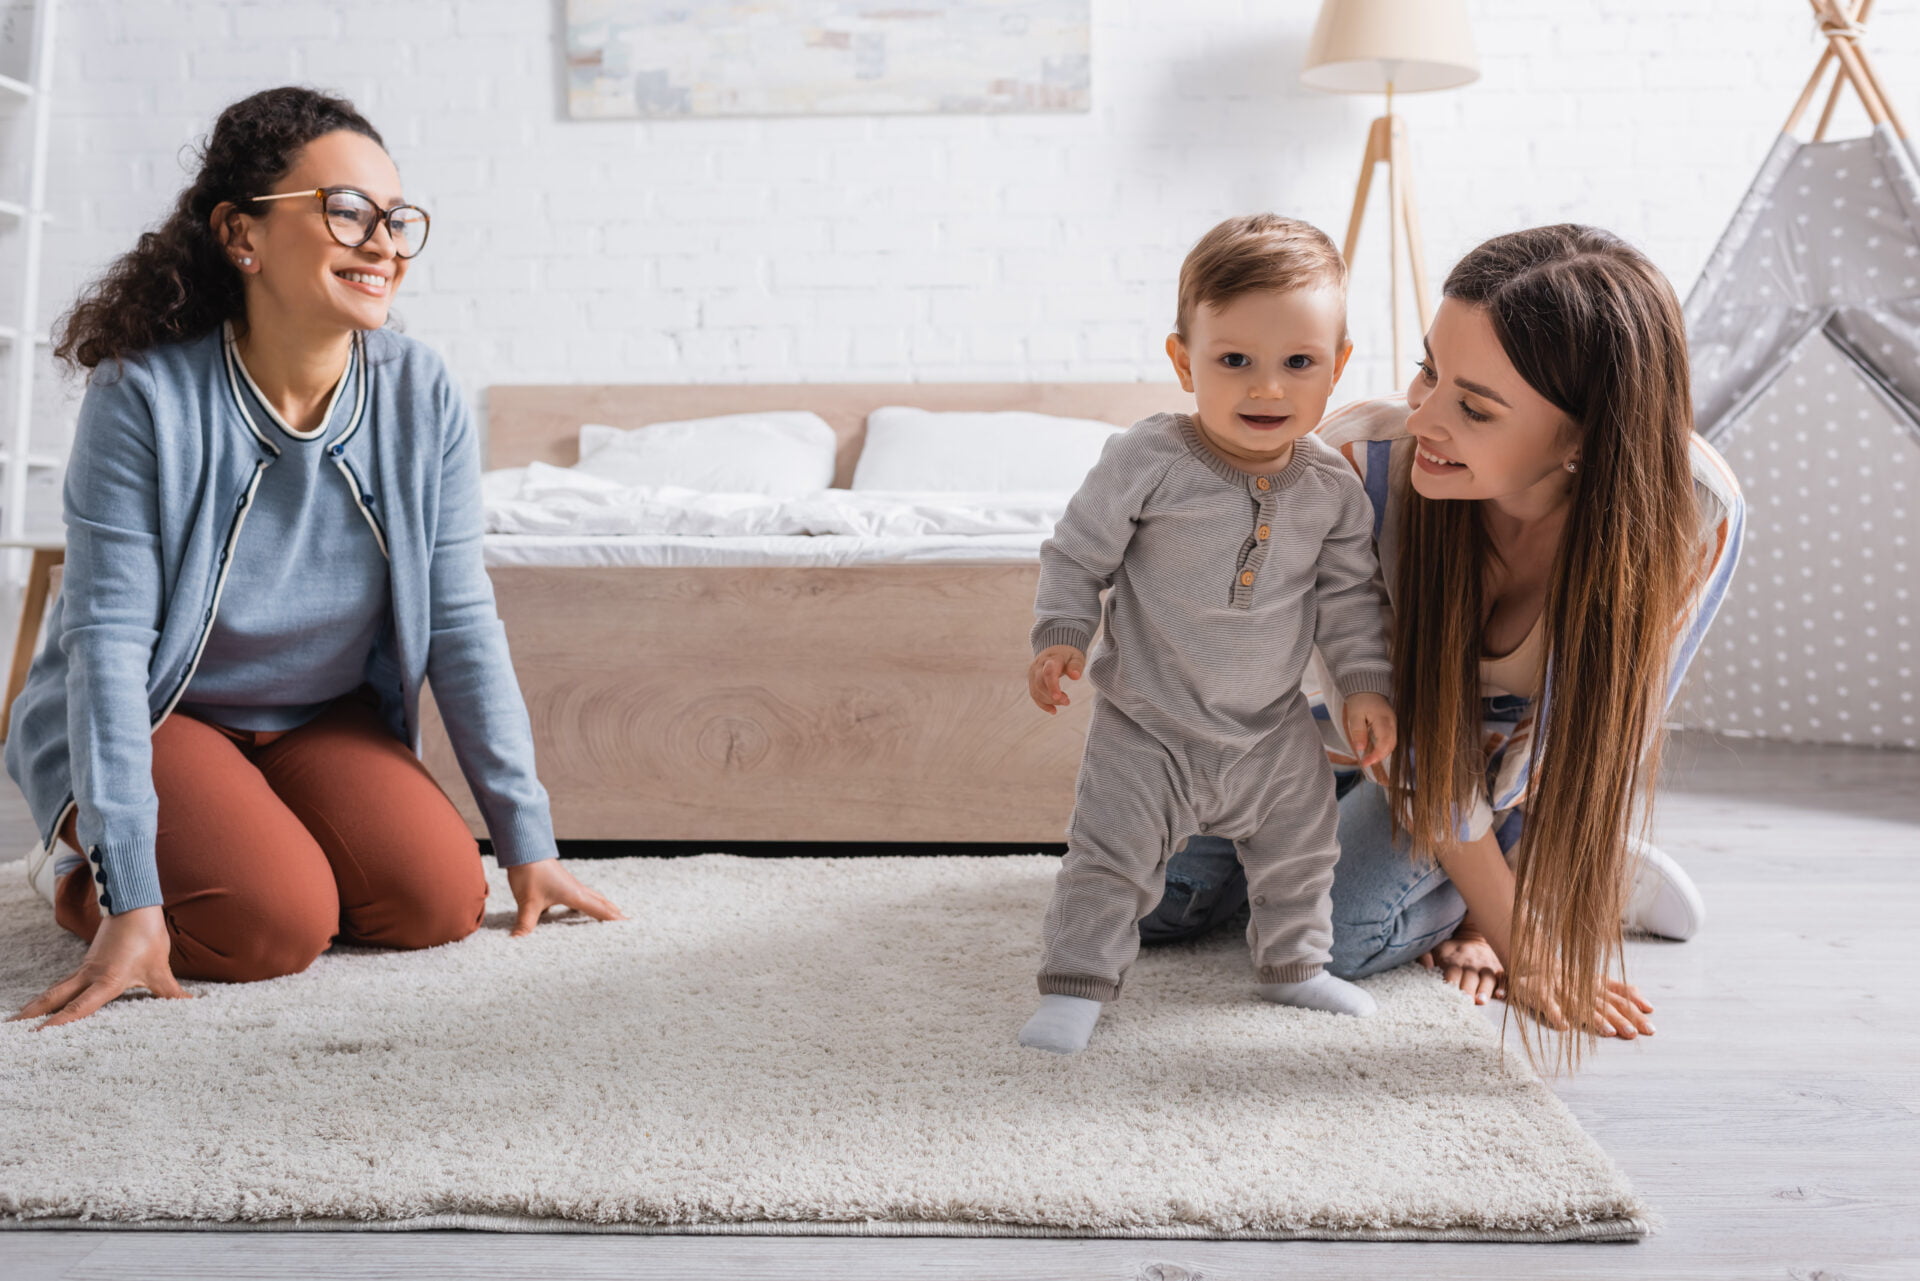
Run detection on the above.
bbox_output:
[486,383,1190,487]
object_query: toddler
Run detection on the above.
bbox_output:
[1019,214,1397,1054]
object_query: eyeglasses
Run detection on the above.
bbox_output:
[246,186,431,258]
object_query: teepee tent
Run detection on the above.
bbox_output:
[1677,0,1919,749]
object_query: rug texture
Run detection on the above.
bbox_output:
[0,854,1651,1240]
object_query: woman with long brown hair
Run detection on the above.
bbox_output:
[1144,224,1745,1067]
[7,87,623,1028]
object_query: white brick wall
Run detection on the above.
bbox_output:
[6,0,1919,475]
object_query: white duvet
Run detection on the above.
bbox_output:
[483,463,1070,539]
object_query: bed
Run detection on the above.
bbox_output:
[417,382,1186,843]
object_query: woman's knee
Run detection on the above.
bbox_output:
[1140,835,1245,945]
[1326,780,1467,978]
[362,901,484,952]
[1329,876,1466,980]
[1326,904,1393,979]
[256,704,487,951]
[1326,935,1393,981]
[345,869,487,951]
[172,895,336,983]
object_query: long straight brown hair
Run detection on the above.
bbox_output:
[1387,225,1699,1072]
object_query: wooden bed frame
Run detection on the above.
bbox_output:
[418,382,1187,843]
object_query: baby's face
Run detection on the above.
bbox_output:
[1167,286,1352,472]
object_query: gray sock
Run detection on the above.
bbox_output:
[1257,971,1377,1017]
[1018,994,1104,1053]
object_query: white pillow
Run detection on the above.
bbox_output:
[573,411,836,495]
[851,407,1126,493]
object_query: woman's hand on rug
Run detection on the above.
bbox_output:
[1028,645,1085,714]
[1419,924,1504,1004]
[10,905,191,1028]
[1341,692,1397,770]
[507,859,628,937]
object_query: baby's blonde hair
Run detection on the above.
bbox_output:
[1175,214,1349,340]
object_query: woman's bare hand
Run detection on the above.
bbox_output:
[1595,978,1656,1038]
[1506,968,1656,1039]
[10,905,191,1028]
[1419,923,1505,1005]
[1027,645,1086,714]
[507,859,627,937]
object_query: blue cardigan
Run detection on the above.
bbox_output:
[4,325,557,914]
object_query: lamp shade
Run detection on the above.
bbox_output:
[1301,0,1480,95]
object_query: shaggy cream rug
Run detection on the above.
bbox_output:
[0,854,1650,1240]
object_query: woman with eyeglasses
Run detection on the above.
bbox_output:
[6,86,623,1027]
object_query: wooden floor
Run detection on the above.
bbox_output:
[1,730,1915,1280]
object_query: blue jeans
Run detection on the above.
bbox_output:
[1140,696,1531,978]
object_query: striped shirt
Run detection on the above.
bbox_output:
[1306,396,1747,842]
[1032,412,1393,750]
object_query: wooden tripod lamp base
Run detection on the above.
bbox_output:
[1302,0,1478,384]
[1341,109,1433,378]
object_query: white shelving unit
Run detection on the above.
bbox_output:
[2,0,60,578]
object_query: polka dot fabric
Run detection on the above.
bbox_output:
[1676,335,1919,748]
[1678,124,1920,749]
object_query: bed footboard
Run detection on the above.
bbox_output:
[418,564,1093,843]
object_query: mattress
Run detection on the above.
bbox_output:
[481,463,1062,568]
[482,532,1048,569]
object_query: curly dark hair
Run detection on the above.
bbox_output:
[55,86,385,371]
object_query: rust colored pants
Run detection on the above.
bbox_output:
[55,690,488,983]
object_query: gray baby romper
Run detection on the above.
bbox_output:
[1030,413,1393,1001]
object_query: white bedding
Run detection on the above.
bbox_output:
[482,532,1048,569]
[484,463,1069,541]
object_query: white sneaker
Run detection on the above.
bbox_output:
[1623,837,1704,941]
[25,838,58,905]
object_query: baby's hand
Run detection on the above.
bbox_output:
[1342,691,1397,770]
[1028,645,1087,715]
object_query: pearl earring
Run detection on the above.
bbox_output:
[237,256,252,267]
[1565,459,1579,473]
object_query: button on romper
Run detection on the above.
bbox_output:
[1030,414,1393,1002]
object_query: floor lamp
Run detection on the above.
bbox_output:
[1303,0,1479,375]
